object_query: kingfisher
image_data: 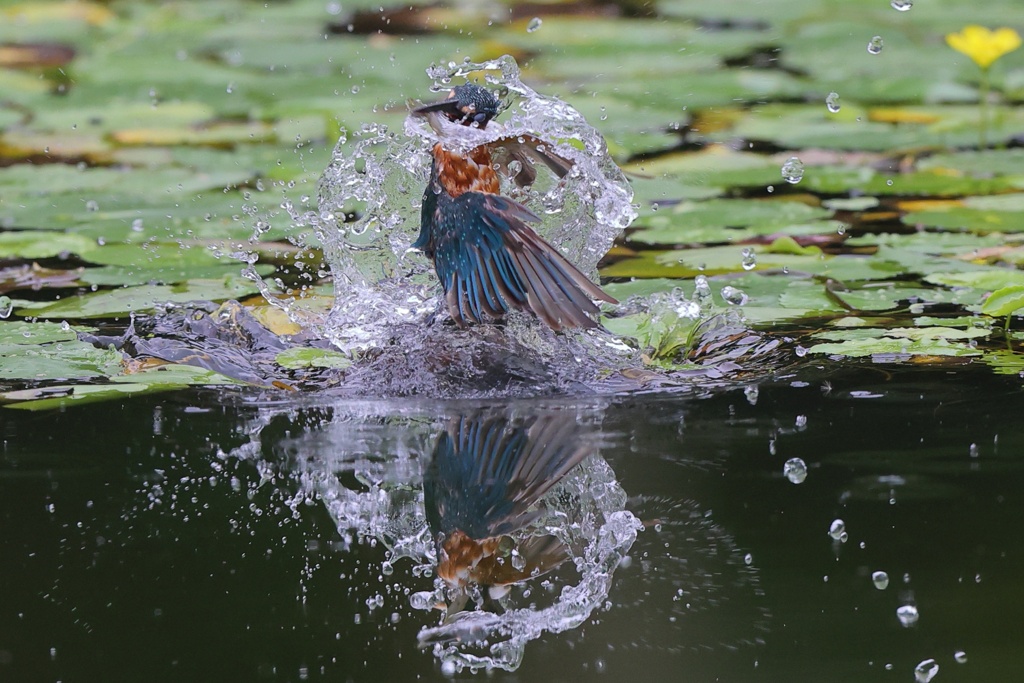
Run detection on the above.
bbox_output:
[411,84,617,331]
[422,412,591,616]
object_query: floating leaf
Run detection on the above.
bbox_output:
[275,347,352,370]
[981,285,1024,316]
[0,230,98,259]
[809,326,987,357]
[0,339,123,381]
[27,276,262,319]
[1,364,241,410]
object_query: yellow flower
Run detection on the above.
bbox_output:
[946,25,1022,69]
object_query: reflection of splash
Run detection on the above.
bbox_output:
[269,401,641,673]
[45,398,769,676]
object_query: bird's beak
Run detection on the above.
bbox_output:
[412,98,460,118]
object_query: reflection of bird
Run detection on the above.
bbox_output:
[412,84,617,331]
[422,412,592,615]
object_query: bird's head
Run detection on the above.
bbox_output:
[413,83,500,129]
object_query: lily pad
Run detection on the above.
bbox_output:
[0,363,241,410]
[275,347,352,370]
[808,326,987,358]
[26,276,262,319]
[0,339,124,381]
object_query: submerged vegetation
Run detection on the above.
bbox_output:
[3,0,1024,406]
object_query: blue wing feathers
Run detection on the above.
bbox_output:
[418,179,616,330]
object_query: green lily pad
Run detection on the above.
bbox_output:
[919,149,1024,177]
[808,326,987,358]
[925,269,1024,290]
[0,339,124,381]
[0,230,99,259]
[629,199,834,245]
[0,320,83,345]
[983,350,1024,376]
[981,285,1024,317]
[1,364,241,410]
[902,207,1024,233]
[275,347,352,370]
[26,276,262,319]
[78,262,274,287]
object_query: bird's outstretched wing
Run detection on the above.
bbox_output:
[415,188,616,331]
[487,134,574,188]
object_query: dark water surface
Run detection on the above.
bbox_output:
[3,367,1023,682]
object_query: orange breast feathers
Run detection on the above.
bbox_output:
[434,143,500,197]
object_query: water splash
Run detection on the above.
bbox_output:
[239,400,641,673]
[315,55,636,355]
[217,55,790,398]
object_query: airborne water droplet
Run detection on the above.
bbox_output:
[872,570,889,589]
[693,274,713,309]
[741,247,757,270]
[85,199,99,212]
[720,285,748,306]
[0,296,13,319]
[897,604,920,627]
[781,156,804,184]
[783,457,807,484]
[954,650,967,664]
[527,17,542,32]
[828,518,846,541]
[914,659,938,683]
[868,36,884,54]
[826,91,841,113]
[891,0,912,10]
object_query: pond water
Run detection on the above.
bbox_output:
[3,365,1022,682]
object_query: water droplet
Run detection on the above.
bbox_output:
[527,17,542,32]
[914,658,938,683]
[872,571,889,589]
[720,285,748,306]
[226,82,235,93]
[890,0,912,10]
[0,296,12,319]
[781,156,804,184]
[85,199,99,212]
[60,320,71,332]
[969,443,979,458]
[744,385,759,405]
[693,275,713,309]
[897,604,919,627]
[954,650,967,664]
[741,247,757,270]
[828,519,846,541]
[784,457,807,484]
[131,218,144,232]
[511,549,526,571]
[826,91,841,113]
[795,415,808,429]
[744,553,753,565]
[867,36,884,54]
